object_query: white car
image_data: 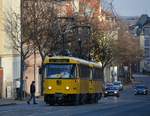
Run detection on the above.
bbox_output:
[113,81,123,91]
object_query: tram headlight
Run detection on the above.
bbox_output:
[65,86,70,90]
[48,86,52,90]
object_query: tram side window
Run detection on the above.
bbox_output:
[78,64,90,79]
[93,68,103,80]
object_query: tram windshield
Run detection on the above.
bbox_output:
[45,64,76,79]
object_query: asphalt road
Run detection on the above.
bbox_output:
[0,74,150,116]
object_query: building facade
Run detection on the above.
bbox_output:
[140,24,150,72]
[0,0,20,98]
[133,15,150,72]
[52,0,101,18]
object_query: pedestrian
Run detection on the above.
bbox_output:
[27,81,37,104]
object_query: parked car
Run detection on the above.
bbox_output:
[104,86,120,97]
[113,81,123,91]
[134,85,148,95]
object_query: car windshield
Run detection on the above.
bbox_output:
[106,87,118,90]
[45,64,76,79]
[136,85,146,89]
[106,83,113,86]
[113,82,121,85]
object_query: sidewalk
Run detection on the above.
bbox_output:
[0,96,44,106]
[0,99,26,106]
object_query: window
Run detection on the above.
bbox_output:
[144,39,150,46]
[143,27,150,35]
[85,6,93,17]
[144,60,150,70]
[144,48,150,58]
[93,68,103,80]
[78,64,90,79]
[45,64,76,79]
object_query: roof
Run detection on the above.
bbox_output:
[135,14,150,35]
[44,56,102,67]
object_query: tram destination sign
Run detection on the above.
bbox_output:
[49,59,70,63]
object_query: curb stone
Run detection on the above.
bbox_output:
[0,103,16,106]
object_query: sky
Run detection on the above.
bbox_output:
[113,0,150,17]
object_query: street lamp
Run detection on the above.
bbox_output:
[78,38,82,58]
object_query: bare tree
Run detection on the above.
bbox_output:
[90,9,143,81]
[4,10,34,57]
[4,9,34,99]
[22,0,61,94]
[22,0,77,62]
[21,0,143,86]
[113,22,143,81]
[91,29,116,76]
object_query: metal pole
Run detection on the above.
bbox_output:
[78,38,81,58]
[33,0,36,81]
[62,33,65,55]
[34,50,36,81]
[80,42,81,58]
[20,0,24,100]
[88,26,91,60]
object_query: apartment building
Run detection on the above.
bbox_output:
[131,15,150,73]
[142,24,150,72]
[0,0,20,98]
[138,16,150,72]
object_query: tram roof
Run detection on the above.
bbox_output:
[44,56,102,67]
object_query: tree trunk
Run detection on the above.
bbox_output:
[40,63,44,96]
[20,56,25,100]
[40,56,45,96]
[101,63,105,82]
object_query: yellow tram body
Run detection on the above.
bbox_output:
[43,56,103,105]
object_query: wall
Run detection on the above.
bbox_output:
[139,31,145,72]
[24,54,41,97]
[1,56,20,98]
[104,65,118,83]
[104,66,111,83]
[0,0,21,98]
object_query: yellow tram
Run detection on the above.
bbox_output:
[43,56,103,105]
